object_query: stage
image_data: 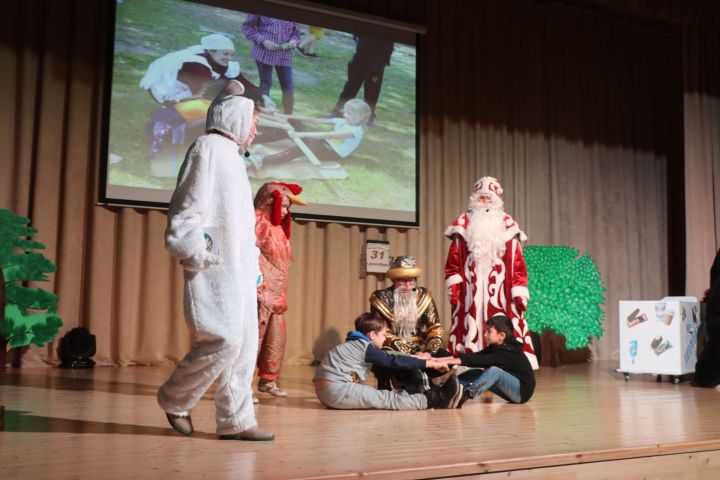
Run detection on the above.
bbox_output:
[1,362,720,479]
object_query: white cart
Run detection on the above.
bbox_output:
[618,297,700,383]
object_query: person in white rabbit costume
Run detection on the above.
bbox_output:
[157,80,274,441]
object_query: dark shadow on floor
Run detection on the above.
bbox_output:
[2,410,217,439]
[0,372,159,397]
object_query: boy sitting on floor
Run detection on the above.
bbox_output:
[313,312,463,410]
[448,315,536,407]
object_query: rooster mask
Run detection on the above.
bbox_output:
[253,182,307,238]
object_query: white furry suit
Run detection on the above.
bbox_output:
[157,89,260,436]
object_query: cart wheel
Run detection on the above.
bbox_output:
[673,376,682,384]
[623,373,630,381]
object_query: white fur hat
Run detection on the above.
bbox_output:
[201,33,234,51]
[473,176,503,199]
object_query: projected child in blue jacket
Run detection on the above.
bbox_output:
[246,98,371,170]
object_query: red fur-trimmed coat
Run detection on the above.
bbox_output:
[444,212,538,369]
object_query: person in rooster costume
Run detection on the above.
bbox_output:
[253,181,307,397]
[444,176,538,369]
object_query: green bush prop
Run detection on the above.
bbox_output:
[0,209,63,363]
[524,246,605,349]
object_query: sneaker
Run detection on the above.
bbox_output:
[246,154,264,171]
[165,413,193,436]
[451,383,465,408]
[219,425,275,441]
[258,380,288,397]
[425,376,459,409]
[296,46,318,57]
[261,95,277,111]
[253,395,259,404]
[456,388,472,409]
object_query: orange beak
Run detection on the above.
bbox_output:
[287,193,308,206]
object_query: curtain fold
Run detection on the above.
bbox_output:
[1,0,713,369]
[684,27,720,299]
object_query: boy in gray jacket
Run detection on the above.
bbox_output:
[313,312,462,410]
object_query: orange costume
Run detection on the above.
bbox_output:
[254,182,306,397]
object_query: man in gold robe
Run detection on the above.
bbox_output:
[369,256,447,390]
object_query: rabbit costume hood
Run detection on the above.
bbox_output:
[205,80,255,147]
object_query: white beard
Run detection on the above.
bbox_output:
[466,205,507,274]
[393,289,418,340]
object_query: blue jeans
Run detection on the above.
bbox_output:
[255,61,294,95]
[459,366,522,403]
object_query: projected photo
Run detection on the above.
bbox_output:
[101,0,418,225]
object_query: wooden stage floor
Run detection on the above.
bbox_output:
[2,362,720,479]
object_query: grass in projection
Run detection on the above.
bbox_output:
[105,0,418,224]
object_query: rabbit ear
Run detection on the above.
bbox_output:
[222,79,245,96]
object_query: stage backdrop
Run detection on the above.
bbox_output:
[683,26,720,299]
[1,0,718,367]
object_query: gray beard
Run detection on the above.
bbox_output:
[393,289,418,340]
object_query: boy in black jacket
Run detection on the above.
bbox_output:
[448,315,536,406]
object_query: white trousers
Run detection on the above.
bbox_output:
[157,331,257,435]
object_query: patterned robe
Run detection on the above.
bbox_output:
[444,212,538,369]
[369,287,444,354]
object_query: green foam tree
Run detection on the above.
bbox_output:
[524,246,605,349]
[0,209,62,371]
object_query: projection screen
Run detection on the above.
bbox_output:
[99,0,420,226]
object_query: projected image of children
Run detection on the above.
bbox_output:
[242,15,300,115]
[245,99,371,181]
[104,0,418,225]
[139,33,263,163]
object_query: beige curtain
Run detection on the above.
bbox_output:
[2,0,707,369]
[684,27,720,299]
